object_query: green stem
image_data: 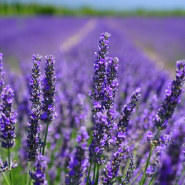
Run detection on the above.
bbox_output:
[93,164,96,181]
[8,149,12,185]
[140,130,160,185]
[86,163,92,185]
[42,122,50,155]
[148,170,157,185]
[95,164,100,185]
[2,172,10,185]
[26,162,31,185]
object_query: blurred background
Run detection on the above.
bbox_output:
[0,0,185,73]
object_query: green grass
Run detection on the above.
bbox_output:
[0,2,185,16]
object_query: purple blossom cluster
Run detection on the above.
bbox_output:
[0,86,17,149]
[0,156,8,173]
[90,32,111,113]
[116,88,141,146]
[101,88,141,184]
[41,55,56,123]
[27,54,42,161]
[29,154,48,185]
[160,120,185,185]
[66,126,89,185]
[154,60,185,130]
[89,33,120,166]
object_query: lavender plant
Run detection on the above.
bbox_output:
[89,32,112,168]
[27,54,42,161]
[88,33,120,185]
[140,60,185,185]
[41,55,56,155]
[100,88,141,184]
[0,85,17,184]
[89,32,111,113]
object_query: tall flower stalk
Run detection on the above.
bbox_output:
[121,155,136,185]
[89,32,111,113]
[140,60,185,185]
[0,86,17,184]
[41,55,56,155]
[89,32,111,165]
[100,88,141,184]
[88,33,121,185]
[27,54,42,161]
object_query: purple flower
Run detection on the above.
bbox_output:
[106,57,119,98]
[121,155,136,184]
[154,60,185,130]
[0,86,17,149]
[101,143,128,184]
[89,112,111,164]
[116,88,141,146]
[101,88,141,184]
[27,54,42,161]
[160,120,185,185]
[65,126,89,185]
[41,55,56,123]
[0,156,8,172]
[29,154,48,185]
[89,33,119,165]
[90,32,111,113]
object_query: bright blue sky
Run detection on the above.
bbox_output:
[13,0,185,10]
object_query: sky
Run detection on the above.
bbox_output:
[11,0,185,10]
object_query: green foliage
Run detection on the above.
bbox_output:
[0,2,185,16]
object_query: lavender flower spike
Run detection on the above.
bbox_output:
[116,87,141,146]
[29,154,48,185]
[90,32,111,113]
[101,88,140,184]
[41,55,56,124]
[0,156,8,173]
[101,142,128,185]
[105,57,119,103]
[0,53,5,96]
[89,33,118,165]
[103,57,119,144]
[159,120,185,185]
[27,54,42,161]
[121,155,136,185]
[154,60,185,130]
[41,55,56,155]
[0,85,17,149]
[89,112,110,164]
[66,126,89,185]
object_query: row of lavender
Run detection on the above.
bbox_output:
[115,17,185,67]
[0,17,89,66]
[0,20,185,185]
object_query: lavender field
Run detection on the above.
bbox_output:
[0,17,185,185]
